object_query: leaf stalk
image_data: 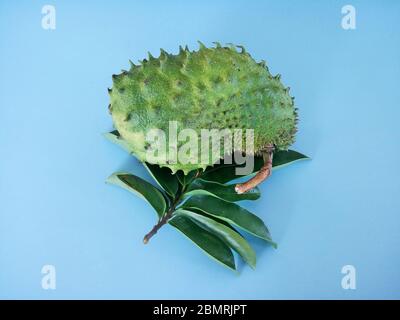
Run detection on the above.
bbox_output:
[143,186,185,244]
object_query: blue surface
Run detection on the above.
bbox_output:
[1,0,399,299]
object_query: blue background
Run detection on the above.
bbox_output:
[1,0,399,299]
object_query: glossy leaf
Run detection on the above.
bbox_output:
[174,209,256,268]
[184,170,199,185]
[176,171,185,185]
[182,195,276,246]
[201,149,309,184]
[106,172,166,218]
[177,169,199,186]
[273,150,310,169]
[188,208,240,232]
[184,179,260,202]
[201,162,236,184]
[144,162,179,197]
[169,215,236,270]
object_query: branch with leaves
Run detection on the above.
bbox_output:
[105,131,309,271]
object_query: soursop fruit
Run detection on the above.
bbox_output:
[106,42,309,270]
[108,42,297,174]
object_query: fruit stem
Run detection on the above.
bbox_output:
[235,146,274,194]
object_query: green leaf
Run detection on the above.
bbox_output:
[106,172,167,218]
[103,130,133,154]
[182,195,276,246]
[177,169,199,186]
[174,209,256,268]
[169,215,236,270]
[201,149,309,184]
[188,208,240,232]
[176,171,185,186]
[184,170,199,185]
[273,149,310,169]
[144,163,179,197]
[201,162,236,184]
[184,179,260,202]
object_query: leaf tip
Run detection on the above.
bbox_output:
[105,172,120,185]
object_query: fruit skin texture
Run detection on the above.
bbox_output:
[109,43,297,174]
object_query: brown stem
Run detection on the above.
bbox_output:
[143,210,173,244]
[143,188,184,244]
[235,148,274,194]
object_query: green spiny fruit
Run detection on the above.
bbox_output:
[109,42,297,174]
